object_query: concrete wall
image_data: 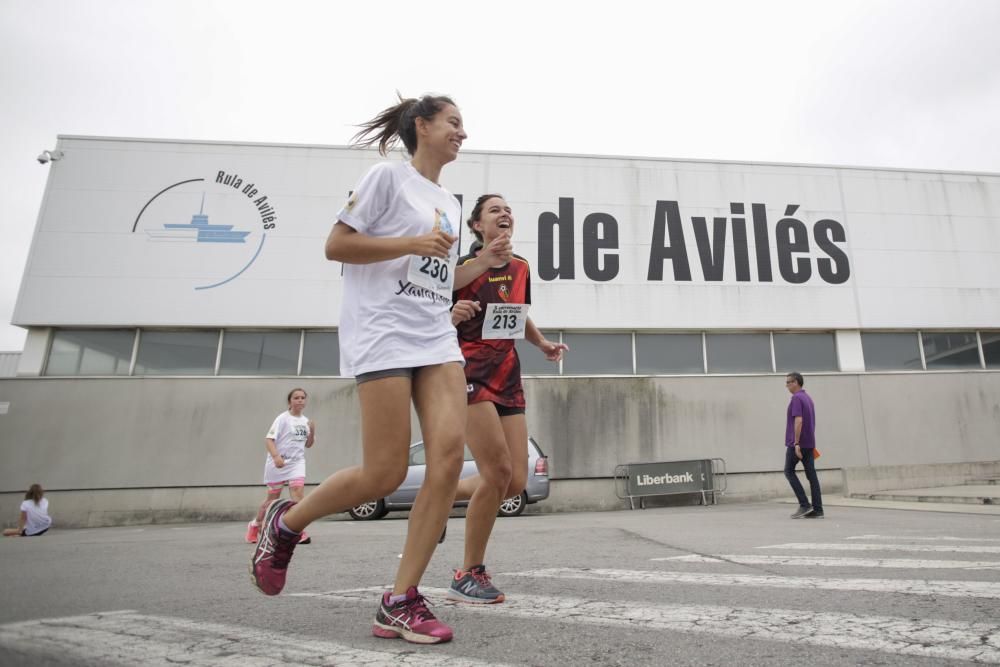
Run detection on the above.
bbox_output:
[0,372,997,524]
[842,461,1000,496]
[0,470,849,529]
[0,353,20,378]
[1,373,998,489]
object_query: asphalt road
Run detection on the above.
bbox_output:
[1,502,999,666]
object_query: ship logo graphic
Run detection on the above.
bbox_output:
[133,177,268,292]
[145,194,251,244]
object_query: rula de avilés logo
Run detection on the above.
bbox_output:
[536,198,850,285]
[132,171,278,290]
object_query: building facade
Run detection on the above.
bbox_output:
[2,136,998,525]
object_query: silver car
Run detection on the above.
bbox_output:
[348,437,550,520]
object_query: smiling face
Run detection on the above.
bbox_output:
[416,103,467,165]
[473,196,514,244]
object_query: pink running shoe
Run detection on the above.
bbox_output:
[372,586,453,644]
[245,520,260,544]
[249,499,299,596]
[298,531,311,545]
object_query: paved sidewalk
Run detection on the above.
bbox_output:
[777,484,1000,515]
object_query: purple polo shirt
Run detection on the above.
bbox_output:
[785,389,816,448]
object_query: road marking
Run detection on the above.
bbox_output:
[656,554,1000,570]
[0,610,511,666]
[759,542,1000,554]
[847,535,1000,542]
[303,587,1000,664]
[500,567,1000,599]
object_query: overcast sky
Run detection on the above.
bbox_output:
[2,0,999,351]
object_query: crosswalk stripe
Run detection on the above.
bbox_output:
[759,542,1000,554]
[656,554,1000,569]
[303,587,1000,663]
[847,535,1000,542]
[499,567,1000,599]
[0,610,511,666]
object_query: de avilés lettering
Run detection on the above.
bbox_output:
[535,198,850,285]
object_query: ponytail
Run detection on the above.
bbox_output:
[25,484,43,504]
[352,93,457,156]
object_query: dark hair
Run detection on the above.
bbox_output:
[287,388,307,403]
[352,93,457,156]
[466,193,505,244]
[25,484,43,504]
[786,372,804,387]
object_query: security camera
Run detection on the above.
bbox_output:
[37,149,64,164]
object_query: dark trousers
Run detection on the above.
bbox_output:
[784,446,823,511]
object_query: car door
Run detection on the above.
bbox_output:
[391,443,427,505]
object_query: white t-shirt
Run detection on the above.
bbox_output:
[336,160,465,377]
[263,412,310,483]
[20,498,51,535]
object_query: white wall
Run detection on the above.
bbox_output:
[13,137,1000,332]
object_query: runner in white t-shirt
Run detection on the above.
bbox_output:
[250,93,468,645]
[245,388,315,545]
[3,484,52,537]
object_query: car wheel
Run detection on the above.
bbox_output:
[348,499,387,520]
[497,491,527,517]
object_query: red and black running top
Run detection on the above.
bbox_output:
[453,251,532,407]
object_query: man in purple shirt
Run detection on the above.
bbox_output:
[784,371,823,518]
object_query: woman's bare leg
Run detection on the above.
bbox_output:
[280,376,413,532]
[393,362,467,593]
[460,403,514,569]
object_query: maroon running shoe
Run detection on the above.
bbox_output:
[249,498,299,595]
[372,586,453,644]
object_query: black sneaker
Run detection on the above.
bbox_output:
[446,564,505,604]
[790,506,812,519]
[438,525,447,544]
[804,509,825,519]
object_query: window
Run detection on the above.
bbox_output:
[635,334,703,374]
[922,332,982,370]
[706,333,771,373]
[45,330,134,376]
[861,332,922,371]
[409,444,426,466]
[515,330,561,375]
[982,332,1000,369]
[301,331,340,375]
[561,333,632,375]
[134,330,219,375]
[773,333,838,372]
[220,331,299,375]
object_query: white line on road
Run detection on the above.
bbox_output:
[499,567,1000,599]
[304,587,1000,664]
[0,610,514,666]
[847,535,1000,542]
[759,542,1000,554]
[656,554,1000,570]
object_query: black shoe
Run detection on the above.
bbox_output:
[790,506,812,519]
[438,525,447,544]
[804,509,825,519]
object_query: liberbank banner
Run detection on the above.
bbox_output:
[13,136,1000,330]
